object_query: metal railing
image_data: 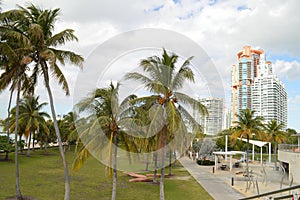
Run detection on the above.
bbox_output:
[239,184,300,200]
[278,144,300,153]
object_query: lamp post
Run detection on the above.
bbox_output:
[246,134,249,177]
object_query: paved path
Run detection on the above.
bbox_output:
[179,157,246,200]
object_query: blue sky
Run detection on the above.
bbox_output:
[1,0,300,132]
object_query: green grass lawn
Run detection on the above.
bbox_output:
[0,148,213,200]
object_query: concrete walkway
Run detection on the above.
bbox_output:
[179,157,246,200]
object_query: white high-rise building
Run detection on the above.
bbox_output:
[231,46,287,128]
[199,98,223,135]
[252,58,287,128]
[223,107,231,130]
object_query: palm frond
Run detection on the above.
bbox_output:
[47,29,78,46]
[50,63,70,95]
[174,92,208,116]
[172,57,194,90]
[72,146,90,172]
[49,48,84,67]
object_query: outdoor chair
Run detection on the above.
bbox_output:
[220,164,228,170]
[234,162,240,168]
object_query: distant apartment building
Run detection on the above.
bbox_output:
[231,45,287,127]
[231,46,263,123]
[199,98,223,135]
[223,107,231,130]
[252,59,287,127]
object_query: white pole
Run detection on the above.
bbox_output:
[225,135,228,161]
[215,154,217,171]
[230,154,232,171]
[269,142,271,163]
[252,143,255,161]
[260,146,263,164]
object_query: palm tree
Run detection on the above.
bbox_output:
[265,120,286,170]
[231,109,265,177]
[125,49,207,200]
[0,10,35,199]
[73,83,137,200]
[62,112,78,151]
[7,4,84,199]
[17,95,49,156]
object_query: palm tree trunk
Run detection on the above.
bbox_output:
[246,135,249,178]
[168,150,172,176]
[160,131,167,200]
[274,143,278,170]
[153,152,158,184]
[41,62,70,200]
[111,133,117,200]
[5,89,13,160]
[160,164,166,200]
[14,80,23,200]
[145,154,149,171]
[45,141,48,152]
[26,132,32,157]
[19,134,23,152]
[32,131,35,151]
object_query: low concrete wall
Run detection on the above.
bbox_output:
[278,150,300,184]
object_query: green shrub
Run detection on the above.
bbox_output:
[196,159,215,166]
[0,136,14,154]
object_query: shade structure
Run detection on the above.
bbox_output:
[213,151,246,171]
[239,138,271,164]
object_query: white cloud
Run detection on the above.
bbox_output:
[288,95,300,104]
[1,0,300,130]
[273,60,300,81]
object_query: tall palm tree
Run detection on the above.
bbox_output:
[265,120,286,170]
[73,83,137,200]
[125,49,207,200]
[231,109,264,177]
[0,10,35,199]
[17,95,49,156]
[5,4,84,199]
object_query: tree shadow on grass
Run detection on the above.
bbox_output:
[6,196,36,200]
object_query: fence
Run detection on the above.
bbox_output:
[278,144,300,153]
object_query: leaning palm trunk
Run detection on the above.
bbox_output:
[14,80,23,200]
[41,63,70,200]
[168,150,172,176]
[246,135,250,178]
[26,132,32,156]
[160,150,166,200]
[5,90,13,160]
[274,143,278,170]
[112,134,117,200]
[19,134,23,152]
[145,154,149,171]
[160,128,167,200]
[32,132,36,151]
[153,152,158,183]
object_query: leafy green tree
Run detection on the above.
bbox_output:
[35,119,56,151]
[0,135,14,160]
[265,120,286,170]
[61,112,78,150]
[215,129,232,151]
[73,83,137,200]
[125,49,207,200]
[286,128,298,144]
[17,95,49,156]
[231,109,265,177]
